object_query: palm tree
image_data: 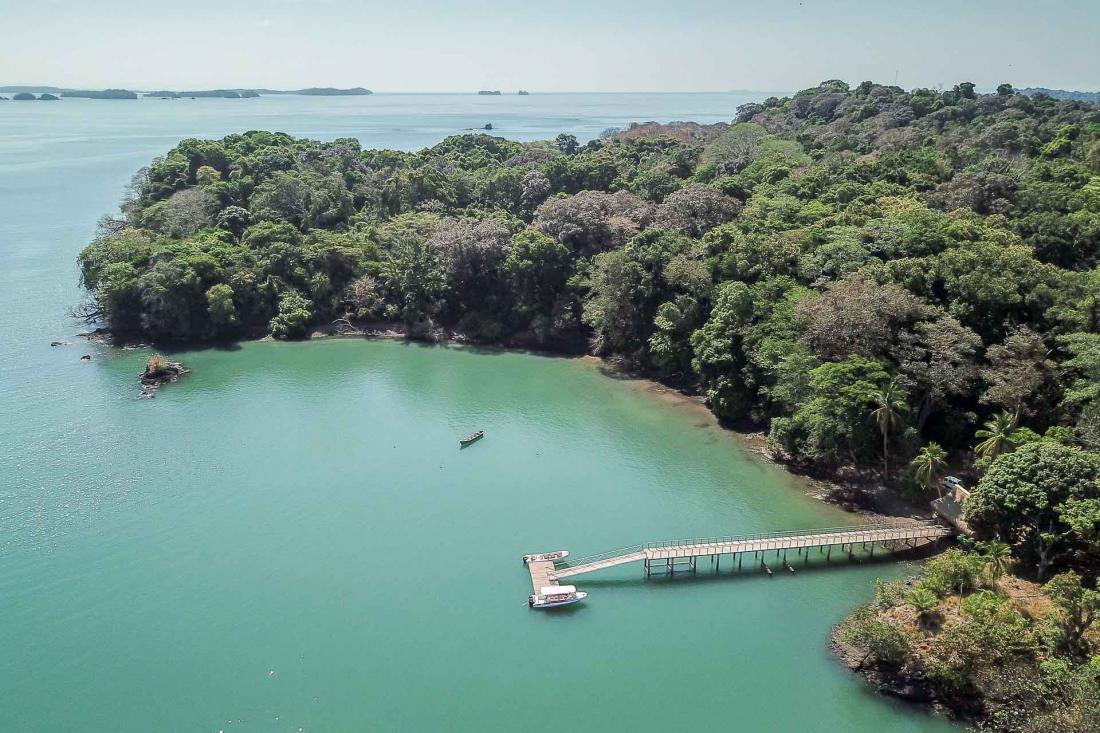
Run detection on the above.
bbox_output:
[980,540,1012,588]
[911,442,949,496]
[869,378,908,476]
[907,587,940,627]
[974,412,1020,462]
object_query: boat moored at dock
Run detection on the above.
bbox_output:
[522,550,568,565]
[528,585,587,608]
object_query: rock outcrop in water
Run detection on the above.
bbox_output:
[140,354,189,388]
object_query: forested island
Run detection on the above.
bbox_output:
[0,86,371,99]
[62,89,138,99]
[283,87,372,96]
[1021,88,1100,103]
[76,82,1099,725]
[145,88,371,98]
[13,92,59,100]
[147,90,261,99]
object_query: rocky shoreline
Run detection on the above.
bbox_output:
[830,626,969,721]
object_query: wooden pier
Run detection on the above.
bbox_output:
[526,559,556,593]
[524,520,952,598]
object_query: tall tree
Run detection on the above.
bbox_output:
[1042,571,1100,659]
[891,313,980,430]
[869,378,908,476]
[979,540,1012,588]
[973,412,1020,462]
[380,234,445,334]
[980,326,1054,418]
[911,442,949,495]
[965,441,1100,580]
[796,276,926,361]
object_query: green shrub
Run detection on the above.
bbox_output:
[920,549,985,597]
[838,606,912,665]
[270,289,314,339]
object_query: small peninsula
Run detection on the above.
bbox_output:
[836,542,1099,730]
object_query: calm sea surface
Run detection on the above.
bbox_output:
[0,94,959,731]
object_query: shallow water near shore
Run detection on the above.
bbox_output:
[0,94,961,731]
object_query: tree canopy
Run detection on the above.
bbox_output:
[78,80,1100,577]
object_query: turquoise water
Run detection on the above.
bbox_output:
[0,95,959,732]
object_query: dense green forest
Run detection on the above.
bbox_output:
[79,79,1100,570]
[74,79,1100,724]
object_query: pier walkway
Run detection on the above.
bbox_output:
[524,520,953,597]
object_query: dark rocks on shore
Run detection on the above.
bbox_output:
[79,326,112,344]
[831,631,933,702]
[831,621,977,724]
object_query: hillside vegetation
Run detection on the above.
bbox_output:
[836,549,1098,731]
[79,80,1100,522]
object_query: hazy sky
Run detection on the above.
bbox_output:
[2,0,1098,92]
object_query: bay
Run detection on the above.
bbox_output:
[0,93,959,732]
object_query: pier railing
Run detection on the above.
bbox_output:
[555,543,645,570]
[644,520,938,550]
[555,520,947,570]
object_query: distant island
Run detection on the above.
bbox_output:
[0,85,67,93]
[62,89,138,99]
[1019,86,1100,102]
[12,92,59,100]
[146,90,261,99]
[149,87,372,98]
[477,90,502,95]
[279,87,372,96]
[0,85,372,99]
[518,90,530,95]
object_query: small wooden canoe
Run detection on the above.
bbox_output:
[459,430,484,446]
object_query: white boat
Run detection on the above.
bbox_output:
[528,585,588,608]
[522,550,569,565]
